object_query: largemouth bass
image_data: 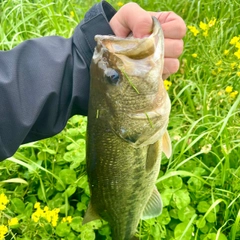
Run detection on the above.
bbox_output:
[83,17,172,240]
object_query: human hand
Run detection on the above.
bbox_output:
[109,2,186,79]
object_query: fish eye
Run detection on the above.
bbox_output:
[105,68,120,85]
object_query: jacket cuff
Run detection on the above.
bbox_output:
[73,1,116,65]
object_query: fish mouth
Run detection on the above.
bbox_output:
[92,17,165,93]
[94,17,164,61]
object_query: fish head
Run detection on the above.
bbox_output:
[92,17,164,97]
[91,17,171,148]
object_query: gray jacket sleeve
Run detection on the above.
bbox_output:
[0,1,116,161]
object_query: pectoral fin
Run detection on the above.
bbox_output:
[141,186,163,220]
[162,131,172,159]
[82,201,101,225]
[146,140,160,172]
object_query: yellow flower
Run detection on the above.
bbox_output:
[217,91,223,96]
[32,212,40,223]
[32,207,44,223]
[117,2,124,7]
[0,193,9,205]
[224,50,229,55]
[44,206,49,212]
[164,80,172,91]
[8,217,18,226]
[216,60,222,66]
[52,218,58,227]
[32,204,60,227]
[235,42,240,49]
[34,202,41,209]
[192,53,197,58]
[231,62,237,69]
[237,72,240,77]
[51,210,60,227]
[208,18,216,27]
[203,31,208,37]
[225,86,233,93]
[217,68,223,73]
[234,49,240,59]
[62,216,72,223]
[230,36,240,45]
[43,207,52,223]
[66,216,72,223]
[230,91,238,98]
[50,208,60,227]
[70,11,74,18]
[188,26,199,36]
[0,193,9,211]
[199,21,208,31]
[0,204,6,211]
[0,225,8,240]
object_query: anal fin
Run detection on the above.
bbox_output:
[141,186,163,220]
[82,201,101,225]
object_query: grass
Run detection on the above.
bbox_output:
[0,0,240,239]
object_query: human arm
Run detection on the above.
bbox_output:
[0,1,116,160]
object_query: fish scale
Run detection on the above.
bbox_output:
[83,17,172,240]
[107,149,153,239]
[88,126,158,238]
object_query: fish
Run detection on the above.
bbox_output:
[83,17,172,240]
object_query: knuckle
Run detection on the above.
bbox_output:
[167,12,187,38]
[125,2,139,8]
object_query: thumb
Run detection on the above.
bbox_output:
[109,3,153,38]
